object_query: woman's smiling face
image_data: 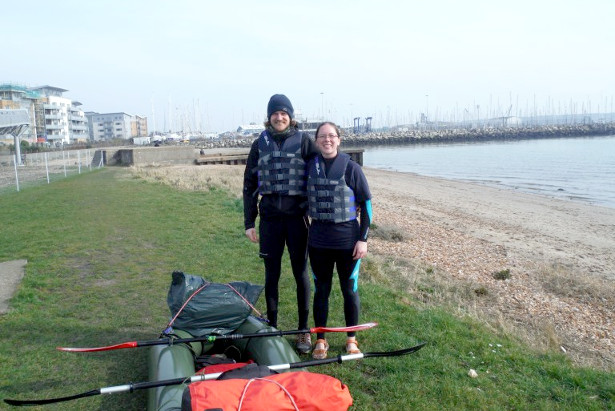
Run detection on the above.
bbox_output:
[315,123,340,159]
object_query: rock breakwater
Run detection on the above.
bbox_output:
[197,123,615,150]
[342,123,615,147]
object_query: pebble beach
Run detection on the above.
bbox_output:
[364,167,615,370]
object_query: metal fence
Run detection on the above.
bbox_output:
[0,149,103,193]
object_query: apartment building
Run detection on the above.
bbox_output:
[87,112,131,141]
[2,82,148,144]
[29,86,90,145]
[131,115,148,138]
[0,84,90,145]
[86,112,148,141]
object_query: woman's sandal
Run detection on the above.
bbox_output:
[312,339,329,359]
[346,338,361,354]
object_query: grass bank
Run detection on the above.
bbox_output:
[0,167,613,410]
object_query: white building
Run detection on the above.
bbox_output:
[88,112,133,141]
[132,136,151,145]
[237,123,265,136]
[483,116,522,128]
[30,86,89,145]
[68,102,89,143]
[87,112,148,141]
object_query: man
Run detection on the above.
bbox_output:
[243,94,319,354]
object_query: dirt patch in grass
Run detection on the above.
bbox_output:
[0,259,27,314]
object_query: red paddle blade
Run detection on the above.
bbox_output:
[57,341,138,353]
[310,322,378,334]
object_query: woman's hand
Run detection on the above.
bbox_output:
[353,240,367,260]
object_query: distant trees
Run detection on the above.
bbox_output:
[4,140,45,154]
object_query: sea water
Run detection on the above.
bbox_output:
[362,135,615,208]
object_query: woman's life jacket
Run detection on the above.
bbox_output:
[307,152,358,223]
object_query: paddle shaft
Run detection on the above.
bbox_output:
[139,327,353,346]
[138,329,321,348]
[58,322,378,353]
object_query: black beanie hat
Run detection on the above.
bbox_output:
[267,94,294,120]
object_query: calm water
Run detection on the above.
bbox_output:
[362,135,615,208]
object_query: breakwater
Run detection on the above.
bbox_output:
[342,123,615,147]
[196,123,615,150]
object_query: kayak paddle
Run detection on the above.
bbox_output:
[4,342,426,406]
[57,322,378,353]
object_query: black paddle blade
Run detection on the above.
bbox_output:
[4,389,100,406]
[288,342,427,369]
[363,342,427,358]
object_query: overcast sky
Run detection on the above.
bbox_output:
[4,0,614,133]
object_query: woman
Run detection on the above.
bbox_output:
[307,122,372,359]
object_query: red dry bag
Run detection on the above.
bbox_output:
[182,370,353,411]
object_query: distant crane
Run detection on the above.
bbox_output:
[353,117,361,134]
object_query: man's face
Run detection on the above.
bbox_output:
[270,111,290,132]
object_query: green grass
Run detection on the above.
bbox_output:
[0,168,613,410]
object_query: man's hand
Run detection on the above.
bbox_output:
[245,228,258,243]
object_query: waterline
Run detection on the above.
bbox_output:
[362,135,615,208]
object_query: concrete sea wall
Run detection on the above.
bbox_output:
[93,146,195,166]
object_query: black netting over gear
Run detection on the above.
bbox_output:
[166,271,264,336]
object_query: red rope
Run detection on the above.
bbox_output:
[225,283,263,318]
[164,282,210,332]
[163,282,264,334]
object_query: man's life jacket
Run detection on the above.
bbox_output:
[307,153,357,223]
[257,130,307,196]
[182,368,353,411]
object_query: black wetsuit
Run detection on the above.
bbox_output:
[307,153,372,339]
[243,126,319,329]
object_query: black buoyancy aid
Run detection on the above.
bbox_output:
[307,152,357,223]
[257,130,307,196]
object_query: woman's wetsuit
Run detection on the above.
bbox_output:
[307,152,372,339]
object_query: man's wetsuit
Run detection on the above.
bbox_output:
[243,126,319,329]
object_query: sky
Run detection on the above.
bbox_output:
[4,0,615,133]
